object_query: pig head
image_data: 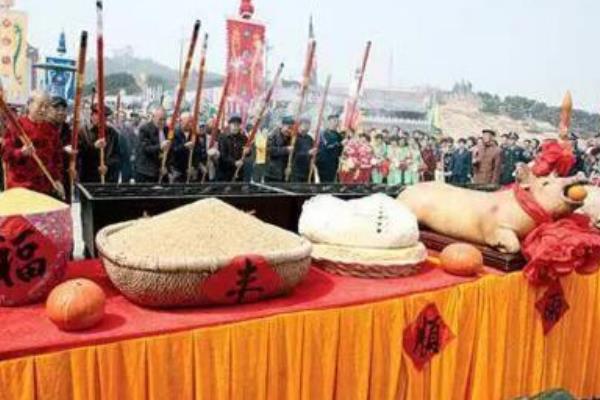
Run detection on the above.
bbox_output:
[397,165,587,254]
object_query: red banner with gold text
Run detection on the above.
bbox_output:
[226,17,265,121]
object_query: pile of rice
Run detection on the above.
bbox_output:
[0,188,67,216]
[102,198,309,270]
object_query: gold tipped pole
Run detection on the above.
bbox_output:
[159,20,201,183]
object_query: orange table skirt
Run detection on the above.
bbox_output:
[1,270,600,400]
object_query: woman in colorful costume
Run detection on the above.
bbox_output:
[370,133,388,184]
[339,131,373,184]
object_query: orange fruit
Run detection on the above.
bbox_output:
[567,185,587,202]
[439,243,484,277]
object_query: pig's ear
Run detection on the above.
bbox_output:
[515,163,533,188]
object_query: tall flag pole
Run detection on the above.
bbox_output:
[285,39,317,181]
[202,73,231,183]
[344,41,372,132]
[209,73,232,149]
[187,32,209,183]
[159,19,201,183]
[308,74,332,183]
[308,14,318,87]
[69,31,88,201]
[95,0,107,184]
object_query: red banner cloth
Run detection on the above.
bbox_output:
[226,17,265,121]
[0,258,482,360]
[513,184,600,285]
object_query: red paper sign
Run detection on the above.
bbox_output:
[403,303,454,370]
[0,216,58,306]
[199,255,283,305]
[226,17,265,120]
[535,280,569,335]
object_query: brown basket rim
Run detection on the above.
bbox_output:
[96,221,313,274]
[315,259,424,279]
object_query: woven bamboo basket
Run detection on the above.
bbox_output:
[311,242,427,279]
[96,221,312,308]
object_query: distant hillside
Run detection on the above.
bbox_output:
[85,49,223,93]
[437,95,557,141]
[437,83,600,139]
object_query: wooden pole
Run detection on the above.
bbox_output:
[96,0,107,184]
[308,74,332,183]
[159,19,201,183]
[208,74,231,149]
[187,33,208,183]
[285,39,316,182]
[0,96,64,199]
[69,31,88,201]
[344,41,372,132]
[202,74,231,183]
[232,62,285,181]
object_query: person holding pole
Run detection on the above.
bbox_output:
[215,115,249,182]
[315,114,344,182]
[3,91,65,198]
[78,105,120,183]
[135,107,169,183]
[265,116,293,182]
[290,117,315,182]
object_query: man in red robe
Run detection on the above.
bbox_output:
[3,91,64,198]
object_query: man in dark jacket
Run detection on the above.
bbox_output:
[500,132,527,185]
[135,107,168,183]
[449,138,472,185]
[170,113,207,183]
[291,117,315,182]
[216,115,249,182]
[265,116,293,182]
[316,114,343,182]
[78,105,120,183]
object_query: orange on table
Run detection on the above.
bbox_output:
[567,185,588,202]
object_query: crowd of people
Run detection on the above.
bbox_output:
[2,90,600,200]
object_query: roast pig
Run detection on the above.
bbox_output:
[397,166,587,253]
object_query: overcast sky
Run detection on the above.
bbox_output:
[17,0,600,111]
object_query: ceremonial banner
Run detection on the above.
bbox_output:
[0,9,28,104]
[226,17,265,121]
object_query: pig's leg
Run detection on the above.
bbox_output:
[486,228,521,254]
